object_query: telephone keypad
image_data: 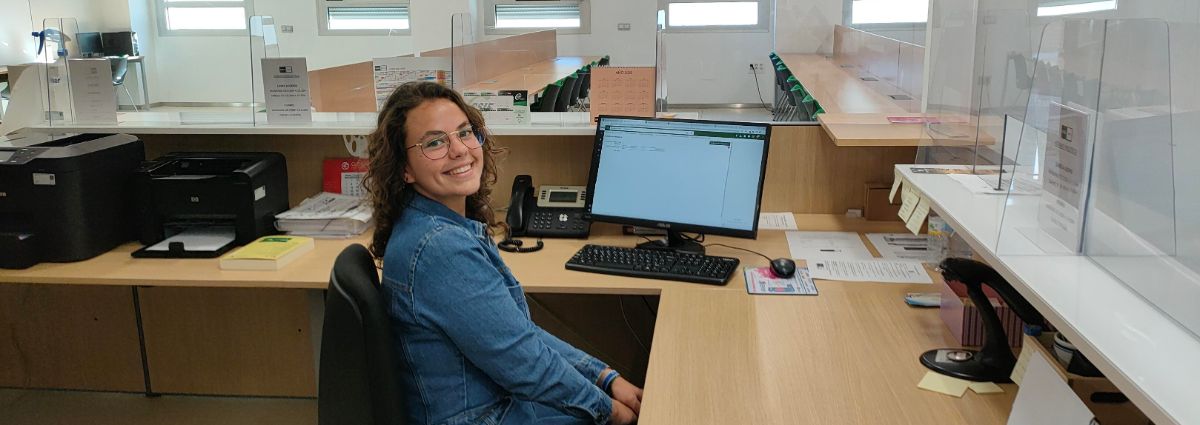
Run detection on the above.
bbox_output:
[526,208,590,238]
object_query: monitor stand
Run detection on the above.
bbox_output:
[634,230,705,255]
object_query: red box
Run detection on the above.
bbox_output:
[937,278,1029,348]
[323,158,369,197]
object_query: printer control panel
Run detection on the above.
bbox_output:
[0,148,47,166]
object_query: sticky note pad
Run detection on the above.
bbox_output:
[917,371,971,397]
[969,382,1005,394]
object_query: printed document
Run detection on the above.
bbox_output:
[808,259,933,284]
[758,212,798,230]
[785,231,874,260]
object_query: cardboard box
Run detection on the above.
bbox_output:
[864,183,902,221]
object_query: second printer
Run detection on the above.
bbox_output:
[133,152,289,258]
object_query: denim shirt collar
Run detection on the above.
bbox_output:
[407,192,488,237]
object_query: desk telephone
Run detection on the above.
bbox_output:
[505,175,591,238]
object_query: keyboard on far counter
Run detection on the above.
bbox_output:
[565,244,740,285]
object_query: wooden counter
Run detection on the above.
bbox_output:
[462,56,599,95]
[0,215,1014,423]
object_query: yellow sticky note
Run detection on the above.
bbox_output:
[917,371,971,397]
[905,197,930,234]
[969,382,1005,394]
[889,170,902,202]
[897,186,918,221]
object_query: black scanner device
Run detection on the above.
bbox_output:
[132,152,288,258]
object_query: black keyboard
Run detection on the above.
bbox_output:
[565,244,740,285]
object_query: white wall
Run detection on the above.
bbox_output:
[555,0,657,67]
[29,0,130,32]
[0,0,36,67]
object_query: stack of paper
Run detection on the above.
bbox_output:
[275,192,373,237]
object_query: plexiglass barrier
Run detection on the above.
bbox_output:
[996,18,1200,337]
[38,18,85,126]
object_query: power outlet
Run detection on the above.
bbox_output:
[748,63,766,74]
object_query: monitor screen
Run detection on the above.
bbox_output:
[585,116,770,238]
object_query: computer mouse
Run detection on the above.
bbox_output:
[770,258,796,279]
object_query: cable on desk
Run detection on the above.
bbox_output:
[619,296,649,355]
[704,242,773,263]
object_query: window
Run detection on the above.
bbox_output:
[1036,0,1117,17]
[662,1,771,32]
[318,0,410,36]
[485,0,590,35]
[156,0,255,36]
[846,0,928,25]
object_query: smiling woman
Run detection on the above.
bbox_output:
[363,81,644,425]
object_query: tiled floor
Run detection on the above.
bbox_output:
[0,389,315,425]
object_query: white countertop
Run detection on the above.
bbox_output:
[899,164,1200,425]
[21,111,707,137]
[23,111,604,136]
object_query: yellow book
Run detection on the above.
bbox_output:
[219,235,315,270]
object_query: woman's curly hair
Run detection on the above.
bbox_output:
[364,81,504,259]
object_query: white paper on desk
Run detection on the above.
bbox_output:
[145,227,236,252]
[809,259,933,284]
[261,57,312,124]
[758,212,797,230]
[785,231,874,260]
[67,59,117,124]
[866,233,939,262]
[1007,352,1095,425]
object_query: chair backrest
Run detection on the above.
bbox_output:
[567,72,584,108]
[109,56,129,85]
[537,83,561,112]
[555,74,577,112]
[598,56,610,67]
[578,70,592,99]
[319,244,406,425]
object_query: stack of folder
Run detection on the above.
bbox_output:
[275,192,373,238]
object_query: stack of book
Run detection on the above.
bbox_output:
[275,192,373,238]
[219,235,315,270]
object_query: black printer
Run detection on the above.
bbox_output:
[132,152,289,258]
[0,133,145,269]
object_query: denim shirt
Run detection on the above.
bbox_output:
[381,193,612,425]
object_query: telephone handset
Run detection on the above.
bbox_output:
[499,175,591,253]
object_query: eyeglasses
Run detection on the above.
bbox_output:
[407,127,483,160]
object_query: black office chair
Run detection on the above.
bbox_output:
[554,74,577,112]
[598,56,610,67]
[567,72,584,110]
[319,244,406,425]
[578,68,592,101]
[536,83,560,113]
[108,57,138,112]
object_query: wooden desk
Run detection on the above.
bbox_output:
[462,56,599,95]
[0,215,1014,423]
[778,54,922,147]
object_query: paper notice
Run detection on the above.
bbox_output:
[261,57,312,124]
[67,59,117,124]
[809,259,933,284]
[866,233,938,262]
[373,56,451,110]
[758,212,798,230]
[785,231,874,260]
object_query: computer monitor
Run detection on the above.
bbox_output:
[584,116,771,254]
[76,32,102,57]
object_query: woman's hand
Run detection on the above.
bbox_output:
[610,377,644,415]
[611,398,638,425]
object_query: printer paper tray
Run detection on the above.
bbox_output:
[131,226,238,259]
